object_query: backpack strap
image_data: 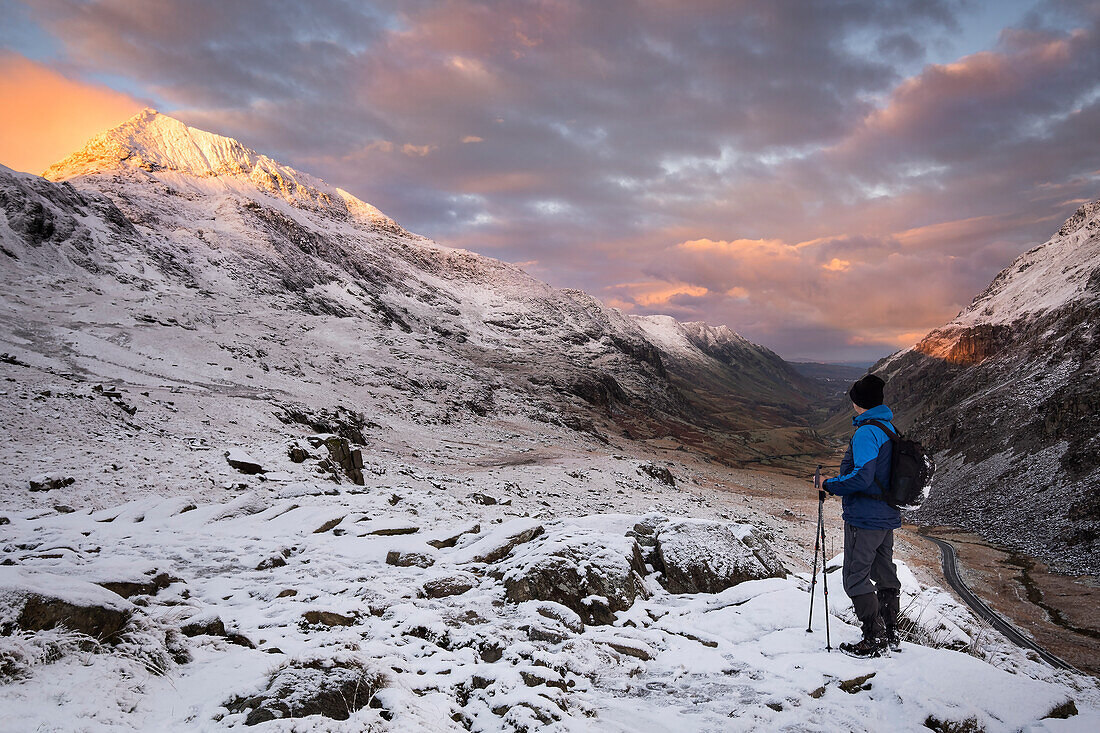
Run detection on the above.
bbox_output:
[861,418,899,441]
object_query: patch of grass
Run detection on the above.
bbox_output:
[0,628,86,683]
[924,714,985,732]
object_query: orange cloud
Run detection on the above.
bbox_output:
[610,281,708,308]
[822,258,851,272]
[0,53,144,175]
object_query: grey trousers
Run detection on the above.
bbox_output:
[842,523,901,598]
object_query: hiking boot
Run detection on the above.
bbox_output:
[884,626,901,651]
[839,635,887,658]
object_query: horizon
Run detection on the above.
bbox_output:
[2,0,1098,361]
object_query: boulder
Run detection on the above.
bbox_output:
[655,520,786,594]
[421,573,477,599]
[638,463,675,486]
[96,571,178,599]
[225,652,388,725]
[452,519,544,565]
[427,522,480,549]
[302,610,356,627]
[28,473,75,492]
[224,448,265,475]
[0,567,133,643]
[495,526,649,625]
[322,436,364,485]
[385,550,435,568]
[180,612,227,638]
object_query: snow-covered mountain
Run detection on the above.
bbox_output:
[877,200,1100,573]
[2,109,828,476]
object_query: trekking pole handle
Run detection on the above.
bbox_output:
[815,465,825,502]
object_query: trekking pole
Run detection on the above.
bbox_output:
[806,466,823,634]
[818,477,832,652]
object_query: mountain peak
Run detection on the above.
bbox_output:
[951,196,1100,327]
[42,109,396,227]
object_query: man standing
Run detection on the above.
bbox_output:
[820,374,902,658]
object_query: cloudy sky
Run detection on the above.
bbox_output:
[2,0,1099,361]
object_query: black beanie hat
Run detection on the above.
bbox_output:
[849,374,885,409]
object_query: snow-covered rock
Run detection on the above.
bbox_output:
[495,524,650,625]
[655,519,787,594]
[0,567,134,642]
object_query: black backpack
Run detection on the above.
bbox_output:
[861,419,936,511]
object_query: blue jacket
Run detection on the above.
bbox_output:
[823,404,901,530]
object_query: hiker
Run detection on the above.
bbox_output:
[817,373,902,658]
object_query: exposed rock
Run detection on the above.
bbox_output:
[467,492,497,505]
[357,521,419,537]
[97,571,178,598]
[276,404,373,445]
[0,567,133,643]
[180,612,227,638]
[53,504,77,514]
[839,672,876,694]
[321,436,364,485]
[28,473,75,492]
[594,634,655,660]
[224,448,265,475]
[496,527,649,625]
[302,610,356,627]
[427,522,481,549]
[255,553,288,570]
[312,515,344,534]
[1044,700,1079,719]
[421,573,477,598]
[287,444,310,463]
[225,652,388,725]
[534,602,585,633]
[452,519,544,564]
[0,517,9,526]
[638,463,675,486]
[385,550,436,568]
[655,519,786,594]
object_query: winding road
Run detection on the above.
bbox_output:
[925,535,1078,672]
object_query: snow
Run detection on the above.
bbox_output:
[0,566,134,618]
[2,488,1098,731]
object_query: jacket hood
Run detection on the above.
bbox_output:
[853,404,893,425]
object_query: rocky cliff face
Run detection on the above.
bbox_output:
[877,200,1100,573]
[1,110,827,475]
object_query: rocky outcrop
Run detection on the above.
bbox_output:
[495,527,650,625]
[452,520,544,565]
[28,473,74,492]
[224,448,265,475]
[0,567,134,643]
[225,653,388,725]
[654,519,786,594]
[318,436,364,485]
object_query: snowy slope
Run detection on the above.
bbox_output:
[877,199,1100,573]
[953,200,1100,328]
